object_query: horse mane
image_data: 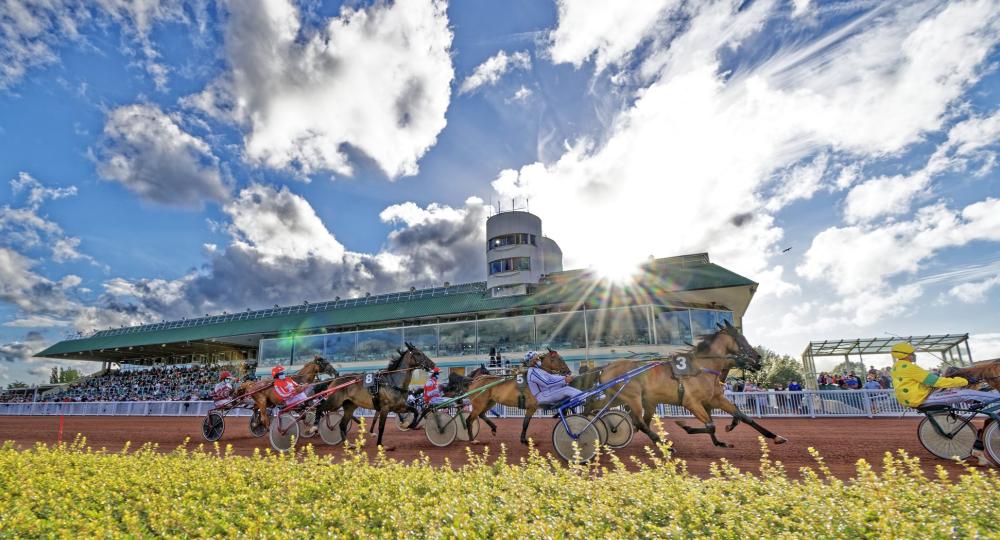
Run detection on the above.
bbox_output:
[386,351,405,371]
[693,330,720,355]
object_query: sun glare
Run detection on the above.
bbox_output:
[593,258,643,284]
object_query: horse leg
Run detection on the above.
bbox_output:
[376,410,391,449]
[713,396,787,444]
[520,407,536,445]
[725,415,740,432]
[675,401,730,448]
[340,402,358,440]
[481,400,498,435]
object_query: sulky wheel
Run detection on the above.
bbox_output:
[455,410,480,441]
[269,413,300,453]
[590,414,608,446]
[318,411,351,446]
[297,410,317,438]
[917,411,976,460]
[249,410,267,438]
[599,410,634,449]
[202,412,225,442]
[982,421,1000,465]
[552,414,600,464]
[424,411,458,447]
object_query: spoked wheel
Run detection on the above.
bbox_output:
[982,421,1000,465]
[396,411,423,431]
[318,411,351,445]
[917,411,976,460]
[552,414,600,463]
[424,411,458,447]
[590,414,608,446]
[297,410,317,438]
[249,410,267,438]
[600,410,634,449]
[202,412,225,442]
[269,413,300,453]
[455,410,480,441]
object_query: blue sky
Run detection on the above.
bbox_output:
[1,0,999,385]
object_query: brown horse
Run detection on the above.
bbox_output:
[310,342,435,448]
[462,349,571,444]
[233,355,337,430]
[581,321,787,448]
[945,359,1000,392]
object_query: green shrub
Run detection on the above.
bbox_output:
[0,425,997,539]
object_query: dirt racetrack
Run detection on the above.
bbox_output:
[0,415,982,479]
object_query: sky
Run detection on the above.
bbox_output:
[1,0,999,385]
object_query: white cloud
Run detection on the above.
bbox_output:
[0,0,193,90]
[971,333,1000,360]
[946,275,1000,304]
[509,86,533,103]
[2,315,72,328]
[187,0,454,179]
[10,172,77,205]
[843,170,931,224]
[459,50,531,94]
[494,0,1000,336]
[549,0,681,71]
[223,184,345,263]
[95,104,229,208]
[0,331,46,363]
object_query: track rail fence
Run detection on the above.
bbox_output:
[0,390,916,418]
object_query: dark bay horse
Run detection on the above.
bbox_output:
[309,342,435,448]
[233,356,337,430]
[462,350,570,444]
[581,321,787,448]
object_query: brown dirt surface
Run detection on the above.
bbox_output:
[0,415,983,479]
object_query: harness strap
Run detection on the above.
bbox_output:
[678,381,685,405]
[702,368,722,377]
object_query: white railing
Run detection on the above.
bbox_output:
[0,390,914,418]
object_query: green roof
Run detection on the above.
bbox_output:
[36,253,755,360]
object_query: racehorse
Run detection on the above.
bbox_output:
[309,342,435,448]
[442,364,491,396]
[580,321,787,448]
[945,358,1000,392]
[232,355,337,430]
[462,349,571,444]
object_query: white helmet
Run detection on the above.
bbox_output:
[523,351,538,365]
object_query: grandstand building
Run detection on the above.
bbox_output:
[36,210,758,380]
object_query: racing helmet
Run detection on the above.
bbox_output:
[271,366,285,378]
[219,371,232,381]
[523,350,538,366]
[890,342,916,360]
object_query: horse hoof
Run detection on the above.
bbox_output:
[724,425,735,433]
[384,446,396,452]
[726,443,734,448]
[774,436,787,445]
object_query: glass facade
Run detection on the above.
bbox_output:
[439,321,476,357]
[536,311,587,350]
[293,334,325,364]
[488,233,536,251]
[587,306,651,348]
[258,306,733,365]
[477,315,534,355]
[655,309,693,346]
[356,328,403,361]
[324,332,356,362]
[488,257,531,275]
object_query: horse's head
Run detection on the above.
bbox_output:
[536,347,571,375]
[402,341,437,372]
[714,320,762,371]
[312,355,338,377]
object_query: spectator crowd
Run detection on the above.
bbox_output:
[40,365,230,402]
[816,368,894,391]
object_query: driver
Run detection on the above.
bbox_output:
[525,351,582,405]
[212,371,235,404]
[423,367,448,407]
[891,342,998,465]
[272,365,310,407]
